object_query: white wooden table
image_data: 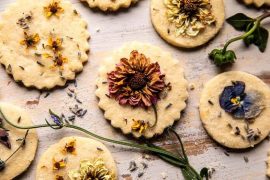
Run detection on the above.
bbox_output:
[0,0,270,179]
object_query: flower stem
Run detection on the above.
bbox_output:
[66,124,185,165]
[0,109,202,179]
[5,130,29,163]
[0,109,184,165]
[222,11,270,53]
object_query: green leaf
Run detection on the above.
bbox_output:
[254,27,269,52]
[244,27,269,52]
[226,13,254,31]
[200,167,209,180]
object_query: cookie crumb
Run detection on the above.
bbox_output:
[161,172,167,179]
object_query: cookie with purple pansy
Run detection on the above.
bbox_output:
[96,42,188,138]
[200,71,270,149]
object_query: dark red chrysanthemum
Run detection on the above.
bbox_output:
[107,50,166,108]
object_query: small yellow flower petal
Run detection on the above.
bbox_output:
[44,1,64,18]
[53,158,66,170]
[62,140,77,155]
[55,175,64,180]
[131,119,149,134]
[20,32,40,48]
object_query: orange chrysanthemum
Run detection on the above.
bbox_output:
[108,50,166,107]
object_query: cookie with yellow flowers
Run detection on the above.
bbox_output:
[96,42,188,138]
[80,0,138,11]
[241,0,270,7]
[0,102,38,179]
[0,0,90,89]
[151,0,225,48]
[36,136,117,180]
[199,71,270,149]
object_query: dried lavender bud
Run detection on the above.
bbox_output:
[0,159,5,171]
[0,129,11,149]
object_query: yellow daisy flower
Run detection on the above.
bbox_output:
[52,158,66,170]
[131,119,149,134]
[44,0,64,18]
[20,32,40,49]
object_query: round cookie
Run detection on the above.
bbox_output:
[0,102,38,180]
[241,0,270,7]
[80,0,138,11]
[36,136,117,180]
[96,42,188,138]
[151,0,225,48]
[199,71,270,149]
[0,0,90,89]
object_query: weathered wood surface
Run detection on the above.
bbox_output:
[0,0,270,179]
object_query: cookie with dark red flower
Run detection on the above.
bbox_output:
[0,102,38,179]
[96,42,188,138]
[0,0,90,89]
[80,0,138,11]
[199,71,270,149]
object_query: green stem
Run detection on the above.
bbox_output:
[222,11,270,53]
[0,109,202,179]
[0,110,183,165]
[66,124,185,164]
[5,130,29,163]
[150,104,158,128]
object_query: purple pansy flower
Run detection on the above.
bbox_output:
[219,81,264,119]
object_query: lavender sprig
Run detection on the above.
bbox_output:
[0,109,202,180]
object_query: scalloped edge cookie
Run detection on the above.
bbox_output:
[96,42,188,138]
[0,102,38,180]
[36,136,117,180]
[150,0,225,48]
[241,0,270,7]
[199,71,270,149]
[80,0,138,11]
[0,0,90,89]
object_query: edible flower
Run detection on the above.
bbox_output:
[0,129,11,149]
[131,119,149,134]
[49,109,63,127]
[47,36,63,52]
[50,53,68,70]
[164,0,216,37]
[53,158,66,170]
[219,81,264,119]
[55,175,64,180]
[20,32,40,49]
[44,0,64,18]
[107,50,166,108]
[62,139,76,155]
[68,159,113,180]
